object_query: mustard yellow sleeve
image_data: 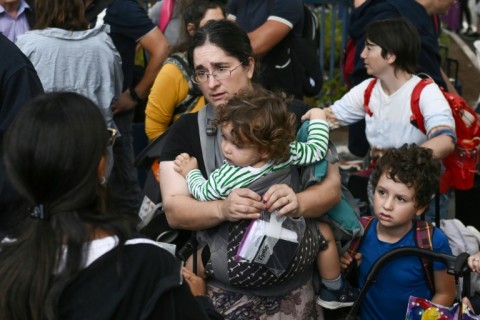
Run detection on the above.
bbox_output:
[145,63,189,141]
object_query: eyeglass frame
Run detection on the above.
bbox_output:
[107,128,118,146]
[191,60,246,84]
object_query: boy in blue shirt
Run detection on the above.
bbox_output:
[341,144,456,319]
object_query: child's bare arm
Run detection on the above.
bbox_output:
[174,153,198,178]
[301,107,327,122]
[431,269,456,306]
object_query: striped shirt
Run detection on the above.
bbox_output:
[185,119,329,201]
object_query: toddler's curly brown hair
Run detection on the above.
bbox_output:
[216,85,297,163]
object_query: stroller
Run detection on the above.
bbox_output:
[345,247,473,320]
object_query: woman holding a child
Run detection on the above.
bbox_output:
[159,20,342,319]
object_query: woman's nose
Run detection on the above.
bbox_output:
[207,74,221,88]
[360,47,367,59]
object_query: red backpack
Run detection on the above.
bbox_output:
[364,77,480,193]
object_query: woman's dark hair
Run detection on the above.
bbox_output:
[0,92,132,320]
[217,85,296,163]
[371,144,441,209]
[365,18,420,75]
[35,0,89,30]
[187,19,260,83]
[171,0,227,53]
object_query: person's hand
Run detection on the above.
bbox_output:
[340,251,362,271]
[220,188,265,222]
[300,107,327,122]
[111,90,138,115]
[262,184,299,217]
[468,253,480,273]
[182,267,206,296]
[173,153,198,178]
[324,107,341,129]
[463,297,477,314]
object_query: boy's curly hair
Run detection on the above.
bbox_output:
[216,85,296,163]
[371,144,441,209]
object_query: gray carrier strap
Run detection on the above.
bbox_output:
[198,104,224,176]
[196,106,313,295]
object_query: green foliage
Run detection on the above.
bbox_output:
[316,74,349,108]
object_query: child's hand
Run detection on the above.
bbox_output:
[340,252,362,271]
[468,253,480,273]
[182,267,206,296]
[174,153,198,178]
[300,108,327,122]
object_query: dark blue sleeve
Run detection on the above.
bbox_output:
[269,0,304,36]
[105,0,156,42]
[0,63,44,147]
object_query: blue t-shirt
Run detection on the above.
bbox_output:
[227,0,305,98]
[358,218,452,320]
[228,0,303,37]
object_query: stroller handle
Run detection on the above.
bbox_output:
[346,247,470,319]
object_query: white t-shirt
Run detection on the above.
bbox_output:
[331,75,455,149]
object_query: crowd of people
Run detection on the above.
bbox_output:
[0,0,479,319]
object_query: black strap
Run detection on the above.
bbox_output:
[167,54,202,116]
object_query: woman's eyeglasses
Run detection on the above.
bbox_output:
[191,61,245,84]
[107,128,118,146]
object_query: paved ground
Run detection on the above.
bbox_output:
[444,30,480,107]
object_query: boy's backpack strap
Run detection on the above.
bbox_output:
[409,78,433,134]
[413,219,435,295]
[347,215,375,258]
[363,78,377,117]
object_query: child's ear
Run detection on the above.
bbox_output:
[260,150,270,160]
[414,205,428,217]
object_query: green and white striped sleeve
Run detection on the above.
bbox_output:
[289,119,329,166]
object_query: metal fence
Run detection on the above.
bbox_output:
[305,0,352,84]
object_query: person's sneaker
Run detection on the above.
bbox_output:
[316,280,359,309]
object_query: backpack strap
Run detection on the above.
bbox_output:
[363,78,377,117]
[165,53,202,117]
[198,105,224,176]
[413,219,435,295]
[159,0,174,32]
[347,215,375,258]
[409,78,433,134]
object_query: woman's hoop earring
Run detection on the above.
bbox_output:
[99,176,107,186]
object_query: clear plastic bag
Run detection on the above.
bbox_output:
[235,210,306,277]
